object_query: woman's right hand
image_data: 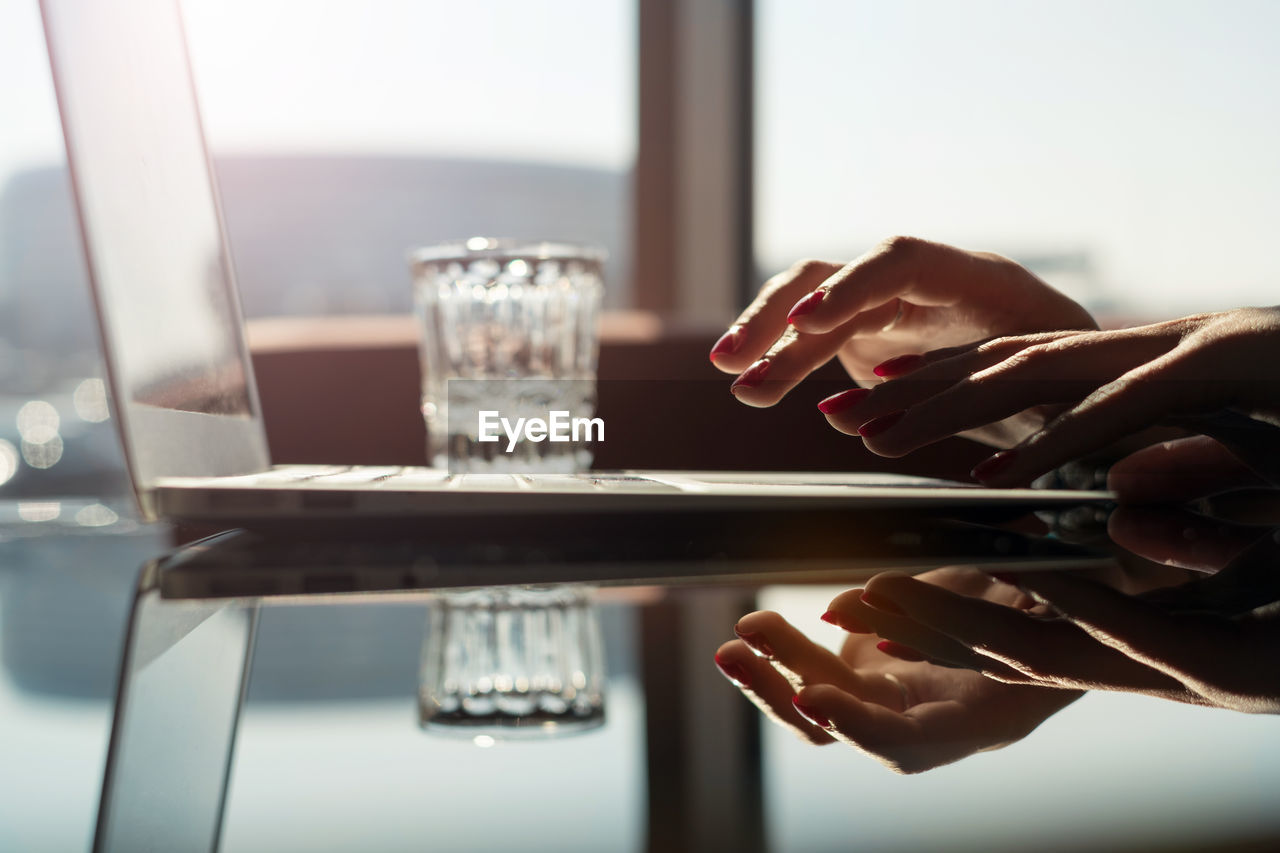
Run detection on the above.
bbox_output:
[710,236,1097,416]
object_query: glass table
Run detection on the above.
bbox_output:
[3,501,1279,853]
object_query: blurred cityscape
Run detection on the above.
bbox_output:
[0,155,629,500]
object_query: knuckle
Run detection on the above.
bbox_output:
[759,259,838,300]
[875,234,927,257]
[974,334,1037,358]
[983,341,1062,378]
[1170,311,1219,334]
[1003,342,1054,367]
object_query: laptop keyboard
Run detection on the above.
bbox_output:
[263,466,683,492]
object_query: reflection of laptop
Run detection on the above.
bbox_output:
[39,0,1109,528]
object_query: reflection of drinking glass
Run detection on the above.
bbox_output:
[408,238,605,472]
[418,586,606,740]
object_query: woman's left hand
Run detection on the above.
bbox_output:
[814,306,1280,490]
[853,529,1280,714]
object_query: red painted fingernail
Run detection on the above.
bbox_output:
[787,290,825,324]
[730,359,771,393]
[860,589,904,615]
[733,628,776,657]
[792,696,832,729]
[714,653,752,688]
[873,353,925,378]
[709,326,743,362]
[820,609,871,633]
[817,387,871,415]
[876,640,926,662]
[971,450,1018,483]
[857,410,905,438]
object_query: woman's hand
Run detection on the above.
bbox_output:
[853,526,1280,714]
[813,307,1280,491]
[713,567,1081,774]
[709,237,1096,414]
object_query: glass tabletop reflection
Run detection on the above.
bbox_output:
[3,502,1280,853]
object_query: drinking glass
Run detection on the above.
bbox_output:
[409,238,604,473]
[418,585,606,740]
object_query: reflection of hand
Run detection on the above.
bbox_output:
[714,568,1081,774]
[710,238,1095,437]
[856,529,1280,714]
[1107,430,1280,505]
[816,307,1280,491]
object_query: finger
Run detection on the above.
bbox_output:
[1108,503,1262,572]
[733,295,945,407]
[726,325,855,408]
[816,332,1078,436]
[1108,435,1269,505]
[787,237,981,336]
[795,683,1020,775]
[858,330,1177,460]
[791,683,953,774]
[974,350,1230,488]
[1007,571,1237,688]
[863,573,1180,693]
[1186,411,1280,487]
[1135,527,1280,615]
[825,584,1028,678]
[733,610,903,707]
[715,640,835,745]
[710,260,840,374]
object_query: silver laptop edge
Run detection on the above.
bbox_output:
[41,0,271,520]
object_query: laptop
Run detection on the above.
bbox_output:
[38,0,1110,530]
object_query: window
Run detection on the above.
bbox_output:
[181,0,637,315]
[756,0,1280,319]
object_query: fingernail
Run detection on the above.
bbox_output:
[709,326,743,362]
[792,696,832,729]
[733,628,776,657]
[714,653,752,688]
[860,589,904,615]
[820,609,871,633]
[857,410,904,438]
[730,359,771,393]
[817,387,871,415]
[988,571,1021,586]
[787,290,825,324]
[971,450,1018,483]
[876,640,926,662]
[873,353,925,378]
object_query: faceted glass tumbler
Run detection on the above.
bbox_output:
[418,585,606,739]
[409,238,605,472]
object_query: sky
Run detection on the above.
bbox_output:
[4,0,1280,315]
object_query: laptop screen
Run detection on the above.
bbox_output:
[41,0,271,505]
